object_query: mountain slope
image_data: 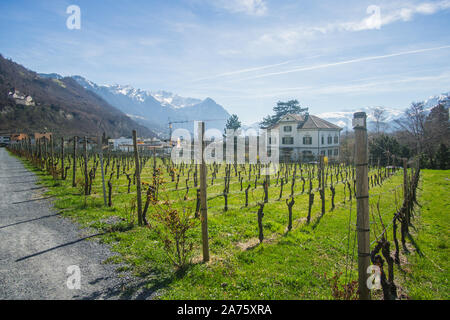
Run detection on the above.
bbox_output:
[71,76,230,136]
[0,56,156,138]
[317,92,449,131]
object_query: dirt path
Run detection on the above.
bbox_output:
[0,148,140,300]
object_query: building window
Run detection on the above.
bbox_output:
[328,149,332,156]
[282,137,294,145]
[321,136,324,145]
[303,136,312,145]
[334,135,339,144]
[321,150,326,155]
[334,149,339,156]
[284,126,292,132]
[327,136,332,144]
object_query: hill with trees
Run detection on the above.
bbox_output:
[0,55,156,138]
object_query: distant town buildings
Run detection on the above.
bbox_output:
[34,132,52,141]
[0,135,11,147]
[108,137,172,154]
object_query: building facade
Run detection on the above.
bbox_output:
[269,113,342,162]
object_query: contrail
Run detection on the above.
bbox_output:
[234,45,450,81]
[192,60,296,82]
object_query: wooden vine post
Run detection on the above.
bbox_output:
[98,137,107,207]
[61,137,65,180]
[198,121,210,262]
[320,155,325,215]
[353,112,371,300]
[402,158,410,230]
[83,137,89,196]
[133,130,143,226]
[72,136,77,187]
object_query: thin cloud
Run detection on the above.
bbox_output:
[207,72,450,99]
[193,54,325,82]
[253,1,450,52]
[213,0,267,16]
[192,59,295,82]
[231,45,450,81]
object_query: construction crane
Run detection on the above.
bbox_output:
[168,118,227,139]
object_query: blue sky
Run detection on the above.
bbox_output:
[1,0,450,124]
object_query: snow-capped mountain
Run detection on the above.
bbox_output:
[151,90,202,109]
[317,106,404,131]
[423,92,450,110]
[317,91,449,131]
[70,76,230,136]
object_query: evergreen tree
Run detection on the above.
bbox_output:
[260,100,308,128]
[435,143,449,170]
[369,134,410,166]
[224,114,241,132]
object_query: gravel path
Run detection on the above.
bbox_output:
[0,148,148,300]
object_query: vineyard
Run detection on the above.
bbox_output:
[7,132,448,300]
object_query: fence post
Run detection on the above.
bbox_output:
[83,137,89,196]
[353,112,370,300]
[198,121,210,262]
[72,136,77,187]
[320,155,325,215]
[99,137,107,207]
[403,158,408,200]
[50,135,54,173]
[61,137,65,180]
[402,158,410,230]
[133,130,143,226]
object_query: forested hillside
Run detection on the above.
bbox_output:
[0,55,156,138]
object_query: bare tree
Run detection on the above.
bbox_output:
[371,107,387,134]
[394,102,427,153]
[395,101,449,167]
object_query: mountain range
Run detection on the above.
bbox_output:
[316,92,450,131]
[69,76,230,137]
[2,54,447,138]
[240,92,449,133]
[0,55,156,138]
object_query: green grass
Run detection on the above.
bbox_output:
[394,170,449,300]
[11,151,449,299]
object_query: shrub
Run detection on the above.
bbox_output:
[149,199,198,269]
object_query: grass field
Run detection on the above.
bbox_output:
[14,151,449,300]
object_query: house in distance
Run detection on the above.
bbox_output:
[268,113,343,162]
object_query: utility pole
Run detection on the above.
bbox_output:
[198,121,210,262]
[133,130,143,226]
[353,112,370,300]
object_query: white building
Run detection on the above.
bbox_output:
[0,135,11,146]
[8,90,35,106]
[108,137,133,151]
[268,113,342,161]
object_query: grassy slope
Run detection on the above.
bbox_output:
[395,170,449,300]
[14,153,449,299]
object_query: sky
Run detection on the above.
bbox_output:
[1,0,450,124]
